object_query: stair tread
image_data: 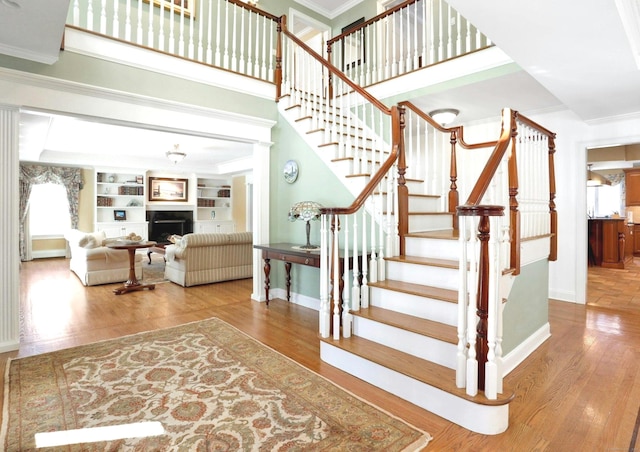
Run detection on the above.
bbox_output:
[368,279,457,302]
[320,334,513,406]
[386,255,458,269]
[353,306,457,344]
[407,229,459,240]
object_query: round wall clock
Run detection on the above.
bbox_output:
[283,160,299,184]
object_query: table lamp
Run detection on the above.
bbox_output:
[288,201,322,249]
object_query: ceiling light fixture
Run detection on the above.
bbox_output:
[428,108,459,126]
[166,144,186,164]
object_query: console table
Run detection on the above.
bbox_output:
[254,242,367,306]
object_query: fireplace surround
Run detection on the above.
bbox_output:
[146,210,194,244]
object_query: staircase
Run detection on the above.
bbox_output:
[277,88,514,434]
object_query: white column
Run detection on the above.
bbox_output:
[251,141,271,302]
[0,105,20,352]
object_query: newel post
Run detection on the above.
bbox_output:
[396,105,408,255]
[457,204,504,391]
[448,129,459,230]
[274,15,284,102]
[326,42,334,100]
[548,133,558,261]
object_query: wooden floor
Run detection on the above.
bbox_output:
[2,257,639,451]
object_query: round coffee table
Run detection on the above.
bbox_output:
[106,240,157,295]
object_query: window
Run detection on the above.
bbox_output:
[29,183,71,236]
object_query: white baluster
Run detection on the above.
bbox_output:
[391,14,397,77]
[214,0,221,66]
[332,215,341,340]
[456,9,461,56]
[231,4,237,71]
[485,215,501,399]
[246,10,253,76]
[206,0,213,63]
[371,21,378,84]
[73,0,80,26]
[369,194,378,283]
[456,214,469,388]
[99,0,106,34]
[125,0,131,41]
[429,0,435,64]
[446,4,453,58]
[261,15,267,80]
[197,0,204,60]
[136,0,146,48]
[342,216,352,338]
[320,214,330,338]
[158,0,165,51]
[188,5,195,59]
[254,11,260,77]
[268,20,274,82]
[178,5,185,57]
[352,212,360,312]
[413,2,419,70]
[168,1,175,54]
[466,18,472,52]
[112,0,119,38]
[466,216,479,397]
[222,0,229,67]
[437,0,443,61]
[87,0,95,31]
[238,8,245,73]
[398,7,405,74]
[360,209,369,308]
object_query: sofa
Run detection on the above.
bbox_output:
[64,229,143,286]
[164,231,253,287]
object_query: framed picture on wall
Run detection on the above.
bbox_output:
[149,177,189,202]
[341,17,365,71]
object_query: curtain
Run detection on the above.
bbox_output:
[19,164,83,261]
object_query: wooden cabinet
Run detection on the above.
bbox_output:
[194,220,235,234]
[624,169,640,205]
[588,218,631,268]
[633,225,640,256]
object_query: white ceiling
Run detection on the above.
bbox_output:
[2,0,640,173]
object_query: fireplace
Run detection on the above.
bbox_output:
[146,210,194,244]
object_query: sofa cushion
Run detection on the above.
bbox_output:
[66,230,106,248]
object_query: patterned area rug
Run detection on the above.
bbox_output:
[141,251,167,283]
[1,318,431,451]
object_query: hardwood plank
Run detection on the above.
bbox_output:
[0,256,638,451]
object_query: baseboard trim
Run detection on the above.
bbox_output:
[32,249,66,259]
[502,322,551,376]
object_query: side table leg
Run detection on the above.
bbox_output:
[285,261,292,301]
[264,258,271,306]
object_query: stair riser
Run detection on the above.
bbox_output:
[320,342,509,435]
[406,236,460,260]
[387,261,459,290]
[409,214,453,232]
[370,287,458,326]
[353,317,456,369]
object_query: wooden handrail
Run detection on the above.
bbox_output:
[326,0,419,47]
[279,18,391,115]
[279,16,401,217]
[464,109,516,206]
[226,0,280,20]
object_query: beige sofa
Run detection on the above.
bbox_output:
[64,229,142,286]
[164,232,252,287]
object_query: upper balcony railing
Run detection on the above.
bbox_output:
[327,0,492,87]
[68,0,279,83]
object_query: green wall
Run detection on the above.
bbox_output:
[267,112,355,298]
[502,258,549,354]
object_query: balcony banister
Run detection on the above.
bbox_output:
[326,0,418,48]
[225,0,280,21]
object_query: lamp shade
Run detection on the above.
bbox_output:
[428,108,459,126]
[288,201,322,222]
[166,144,186,164]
